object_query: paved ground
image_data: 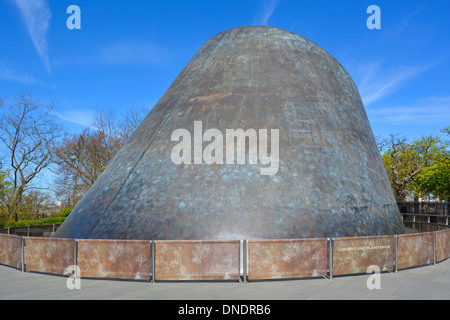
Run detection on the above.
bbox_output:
[1,258,449,300]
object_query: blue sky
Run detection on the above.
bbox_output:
[1,0,449,140]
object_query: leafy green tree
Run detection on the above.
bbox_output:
[415,155,450,200]
[380,133,447,202]
[441,126,450,136]
[413,127,450,201]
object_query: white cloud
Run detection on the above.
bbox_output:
[52,109,97,129]
[255,0,280,26]
[13,0,52,74]
[0,59,43,85]
[357,62,431,106]
[367,96,450,125]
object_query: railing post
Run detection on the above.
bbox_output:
[394,234,398,273]
[151,240,156,283]
[21,236,25,273]
[243,239,248,283]
[433,232,436,266]
[150,240,156,283]
[74,239,78,272]
[328,237,333,279]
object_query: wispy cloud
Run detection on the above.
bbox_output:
[0,59,43,85]
[357,62,431,106]
[13,0,52,74]
[52,109,97,129]
[98,41,172,65]
[255,0,280,26]
[384,2,428,39]
[367,96,450,125]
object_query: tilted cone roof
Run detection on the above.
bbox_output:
[54,26,405,240]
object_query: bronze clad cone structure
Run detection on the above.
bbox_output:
[54,26,405,240]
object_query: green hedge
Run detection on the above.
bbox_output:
[0,208,72,229]
[1,215,67,229]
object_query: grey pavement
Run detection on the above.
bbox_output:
[1,258,450,300]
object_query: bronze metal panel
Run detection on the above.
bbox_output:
[155,240,240,280]
[436,229,450,262]
[333,235,395,276]
[0,234,22,269]
[398,232,434,269]
[77,239,151,280]
[24,237,74,275]
[248,238,327,280]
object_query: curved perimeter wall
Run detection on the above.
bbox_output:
[1,226,449,281]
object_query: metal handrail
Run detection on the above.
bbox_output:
[402,212,449,227]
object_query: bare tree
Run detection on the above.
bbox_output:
[51,106,148,208]
[0,161,10,224]
[52,128,112,200]
[118,106,148,142]
[93,106,148,146]
[92,108,123,162]
[0,92,62,221]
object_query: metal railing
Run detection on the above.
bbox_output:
[401,212,449,233]
[1,224,449,283]
[0,224,61,237]
[398,201,449,216]
[403,213,449,225]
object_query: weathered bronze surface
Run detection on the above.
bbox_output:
[25,237,74,275]
[333,235,394,275]
[155,240,240,280]
[248,238,327,280]
[77,239,151,280]
[0,234,22,269]
[54,26,405,241]
[436,229,450,262]
[398,232,434,270]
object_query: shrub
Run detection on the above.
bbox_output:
[2,216,67,228]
